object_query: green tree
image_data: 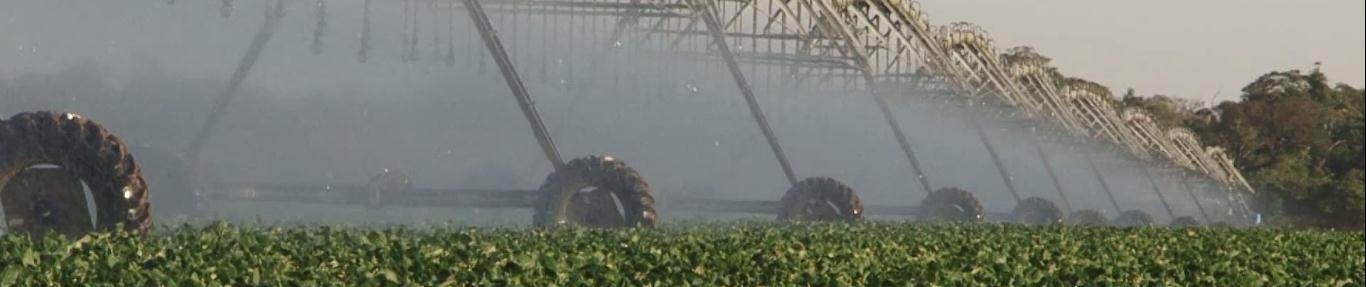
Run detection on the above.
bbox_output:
[1120,88,1205,128]
[1194,69,1364,229]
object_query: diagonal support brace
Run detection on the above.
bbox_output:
[1139,165,1177,219]
[1034,143,1072,213]
[1086,156,1125,215]
[465,0,565,169]
[693,0,798,185]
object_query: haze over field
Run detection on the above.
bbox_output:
[1,0,1321,225]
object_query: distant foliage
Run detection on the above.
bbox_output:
[1118,89,1206,128]
[1123,69,1365,229]
[1,222,1362,285]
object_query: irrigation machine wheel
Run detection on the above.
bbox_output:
[533,155,657,227]
[1066,209,1109,226]
[918,187,984,223]
[0,111,151,238]
[776,177,863,221]
[1011,197,1064,225]
[1113,210,1155,227]
[2,167,92,237]
[1169,216,1202,228]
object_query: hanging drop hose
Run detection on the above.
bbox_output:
[409,0,420,61]
[358,0,371,63]
[463,0,564,168]
[400,0,413,62]
[311,0,326,55]
[445,0,456,66]
[430,0,440,61]
[693,0,797,185]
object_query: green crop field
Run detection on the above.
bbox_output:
[2,222,1362,285]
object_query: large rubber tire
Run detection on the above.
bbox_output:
[1113,210,1154,227]
[0,111,151,237]
[567,188,625,227]
[918,187,984,223]
[1169,216,1201,228]
[1011,197,1063,225]
[533,156,656,227]
[1067,209,1108,226]
[2,168,93,237]
[777,177,863,221]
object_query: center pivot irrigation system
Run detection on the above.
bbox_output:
[1,0,1257,237]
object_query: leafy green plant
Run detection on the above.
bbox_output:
[2,222,1362,285]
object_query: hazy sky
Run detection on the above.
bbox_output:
[1,1,1362,104]
[919,0,1364,103]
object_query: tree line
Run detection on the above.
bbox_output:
[1120,68,1364,229]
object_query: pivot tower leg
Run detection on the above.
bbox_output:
[1034,144,1072,213]
[1138,166,1177,219]
[465,0,565,168]
[694,0,797,185]
[1086,156,1124,215]
[1179,178,1212,223]
[184,2,285,166]
[968,114,1021,203]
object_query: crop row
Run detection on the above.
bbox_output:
[2,222,1362,285]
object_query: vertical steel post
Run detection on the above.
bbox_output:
[464,0,565,168]
[183,2,285,167]
[967,113,1021,203]
[693,0,798,185]
[1138,165,1177,219]
[1034,144,1072,213]
[1086,156,1124,214]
